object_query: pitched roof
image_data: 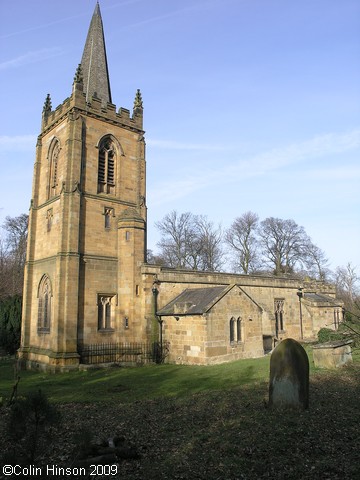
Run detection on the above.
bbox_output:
[157,286,232,316]
[81,2,112,104]
[303,293,342,306]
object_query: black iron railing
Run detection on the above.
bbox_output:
[78,341,169,365]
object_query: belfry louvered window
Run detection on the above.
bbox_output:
[98,138,116,194]
[48,140,60,199]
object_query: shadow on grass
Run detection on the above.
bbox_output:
[112,364,359,480]
[0,356,270,404]
[0,357,359,479]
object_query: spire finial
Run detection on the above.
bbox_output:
[133,89,143,114]
[42,94,52,115]
[73,64,83,85]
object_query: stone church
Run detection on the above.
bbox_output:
[19,4,343,371]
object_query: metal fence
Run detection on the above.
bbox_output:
[78,341,169,365]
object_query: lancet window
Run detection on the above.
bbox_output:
[230,317,235,343]
[230,316,243,344]
[237,317,242,342]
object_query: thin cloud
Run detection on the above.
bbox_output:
[222,129,360,177]
[0,48,63,71]
[294,165,360,181]
[114,0,224,32]
[0,0,156,40]
[148,129,360,206]
[147,139,230,151]
[0,135,37,151]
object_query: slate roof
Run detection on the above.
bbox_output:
[303,293,342,306]
[157,286,231,316]
[81,2,112,104]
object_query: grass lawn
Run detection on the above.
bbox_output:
[1,346,359,480]
[0,348,330,403]
[0,353,274,404]
[0,346,333,404]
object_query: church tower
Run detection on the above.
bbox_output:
[19,3,147,371]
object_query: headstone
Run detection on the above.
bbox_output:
[269,338,309,409]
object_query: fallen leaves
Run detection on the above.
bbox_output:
[0,364,359,480]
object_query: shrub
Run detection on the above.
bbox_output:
[0,295,22,354]
[317,327,344,344]
[4,389,60,465]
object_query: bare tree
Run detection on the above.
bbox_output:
[335,262,359,306]
[1,214,28,297]
[258,217,308,276]
[225,211,259,274]
[3,214,28,257]
[303,241,330,281]
[155,211,196,269]
[146,249,167,266]
[194,215,224,272]
[155,211,224,271]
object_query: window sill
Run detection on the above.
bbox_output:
[98,328,115,333]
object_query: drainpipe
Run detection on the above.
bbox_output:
[297,287,304,340]
[152,284,163,362]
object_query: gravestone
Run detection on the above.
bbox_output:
[269,338,309,409]
[313,339,353,368]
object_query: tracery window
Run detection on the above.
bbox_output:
[38,275,52,333]
[274,299,285,335]
[98,138,116,194]
[97,294,115,331]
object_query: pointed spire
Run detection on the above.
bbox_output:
[81,2,112,105]
[133,89,143,114]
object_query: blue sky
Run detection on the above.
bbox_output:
[0,0,359,271]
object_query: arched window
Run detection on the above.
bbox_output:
[38,275,52,333]
[48,139,60,199]
[334,309,341,329]
[230,317,235,343]
[97,294,115,331]
[274,299,285,336]
[237,317,242,342]
[98,137,116,194]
